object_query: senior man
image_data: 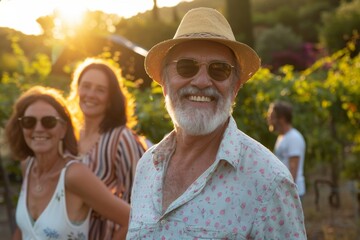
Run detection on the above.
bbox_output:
[128,7,306,239]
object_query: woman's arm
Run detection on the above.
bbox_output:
[65,162,130,229]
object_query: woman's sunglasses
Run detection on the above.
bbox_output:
[18,116,65,129]
[171,58,235,81]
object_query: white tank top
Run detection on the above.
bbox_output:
[16,157,91,240]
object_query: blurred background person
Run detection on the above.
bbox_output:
[5,86,130,240]
[267,100,306,199]
[67,58,148,239]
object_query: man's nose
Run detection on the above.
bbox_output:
[190,65,213,89]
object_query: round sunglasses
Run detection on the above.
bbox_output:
[18,116,65,129]
[171,58,235,81]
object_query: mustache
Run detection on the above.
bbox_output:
[177,86,221,100]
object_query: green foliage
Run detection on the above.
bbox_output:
[237,43,360,181]
[255,24,303,64]
[116,16,178,50]
[297,1,333,42]
[0,36,53,127]
[129,82,173,144]
[320,0,360,53]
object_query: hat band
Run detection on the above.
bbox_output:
[176,32,230,40]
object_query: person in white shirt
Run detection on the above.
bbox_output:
[267,100,306,198]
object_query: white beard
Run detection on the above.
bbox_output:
[165,85,233,135]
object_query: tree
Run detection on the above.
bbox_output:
[226,0,254,47]
[152,0,159,21]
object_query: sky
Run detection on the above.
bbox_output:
[0,0,189,35]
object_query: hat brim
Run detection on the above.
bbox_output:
[145,38,261,86]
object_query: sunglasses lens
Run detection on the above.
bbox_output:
[20,117,36,129]
[175,59,233,81]
[41,116,58,129]
[176,59,199,78]
[208,62,232,81]
[19,116,61,129]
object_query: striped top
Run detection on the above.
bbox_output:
[81,126,147,240]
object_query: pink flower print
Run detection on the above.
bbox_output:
[183,217,188,222]
[242,226,247,232]
[294,232,300,238]
[220,209,225,215]
[232,227,238,234]
[256,195,263,202]
[239,166,244,172]
[279,220,284,226]
[247,190,252,196]
[271,215,277,221]
[161,236,166,240]
[261,207,267,213]
[268,227,273,233]
[217,192,222,197]
[206,219,211,226]
[259,168,265,174]
[241,202,246,209]
[225,150,230,155]
[262,184,267,191]
[211,185,216,191]
[225,197,231,203]
[219,174,224,179]
[205,196,210,202]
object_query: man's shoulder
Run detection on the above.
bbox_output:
[287,128,305,143]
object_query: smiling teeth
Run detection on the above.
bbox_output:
[32,137,47,140]
[189,96,211,102]
[84,102,96,107]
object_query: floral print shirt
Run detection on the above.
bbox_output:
[128,117,306,240]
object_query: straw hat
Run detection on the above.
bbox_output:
[144,7,261,86]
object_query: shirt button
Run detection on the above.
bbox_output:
[160,219,167,225]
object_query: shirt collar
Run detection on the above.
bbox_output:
[152,116,241,170]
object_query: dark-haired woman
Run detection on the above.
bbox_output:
[5,86,130,240]
[68,58,148,240]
